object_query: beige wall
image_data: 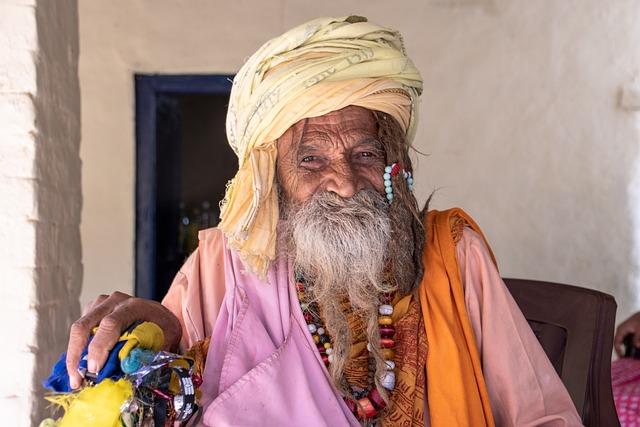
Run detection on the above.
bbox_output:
[79,1,640,323]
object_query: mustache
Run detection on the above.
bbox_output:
[284,190,390,280]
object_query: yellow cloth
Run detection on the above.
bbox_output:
[117,321,164,361]
[58,379,133,427]
[220,16,423,276]
[419,209,496,427]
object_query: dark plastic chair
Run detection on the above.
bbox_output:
[503,278,619,427]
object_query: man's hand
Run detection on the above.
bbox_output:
[66,291,182,389]
[614,311,640,357]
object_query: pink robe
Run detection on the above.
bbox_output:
[162,227,582,426]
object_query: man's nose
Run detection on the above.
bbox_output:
[325,165,359,199]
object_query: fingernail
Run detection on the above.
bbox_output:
[70,377,79,389]
[87,359,98,374]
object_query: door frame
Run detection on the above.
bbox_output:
[134,74,233,300]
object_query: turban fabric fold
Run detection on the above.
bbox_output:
[220,15,423,276]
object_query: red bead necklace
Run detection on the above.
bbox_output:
[295,277,397,421]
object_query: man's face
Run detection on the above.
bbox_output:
[276,106,386,204]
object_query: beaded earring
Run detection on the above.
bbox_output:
[404,170,414,192]
[384,163,414,203]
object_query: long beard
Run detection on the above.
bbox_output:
[280,190,396,398]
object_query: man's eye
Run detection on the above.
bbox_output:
[356,151,378,160]
[299,156,323,169]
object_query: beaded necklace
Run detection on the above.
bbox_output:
[295,275,397,421]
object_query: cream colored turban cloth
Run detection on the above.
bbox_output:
[220,15,423,277]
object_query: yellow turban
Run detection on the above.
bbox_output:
[220,16,423,277]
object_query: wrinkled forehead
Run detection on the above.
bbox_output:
[280,106,378,147]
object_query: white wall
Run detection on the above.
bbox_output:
[0,0,82,424]
[79,1,640,323]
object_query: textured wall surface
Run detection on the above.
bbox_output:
[0,0,82,424]
[79,1,640,323]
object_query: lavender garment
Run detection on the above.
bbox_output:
[164,229,358,426]
[162,228,582,426]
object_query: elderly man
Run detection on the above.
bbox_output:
[66,16,582,426]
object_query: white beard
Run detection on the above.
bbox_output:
[282,189,395,398]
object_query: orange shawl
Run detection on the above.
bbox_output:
[419,208,496,426]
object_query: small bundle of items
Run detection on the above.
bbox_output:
[40,322,208,427]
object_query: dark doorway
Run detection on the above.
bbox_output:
[135,75,236,301]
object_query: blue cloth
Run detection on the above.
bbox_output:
[43,337,126,392]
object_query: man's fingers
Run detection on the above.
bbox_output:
[87,315,124,374]
[66,301,119,386]
[66,292,131,387]
[614,327,629,357]
[82,294,109,317]
[613,315,640,358]
[68,292,180,383]
[66,304,116,386]
[614,323,638,357]
[66,319,91,389]
[87,302,138,374]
